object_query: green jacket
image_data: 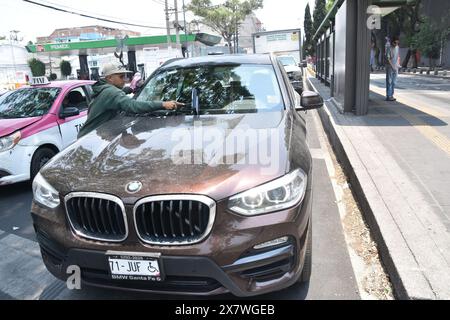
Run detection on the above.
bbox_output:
[77,79,163,138]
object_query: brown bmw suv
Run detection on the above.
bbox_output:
[31,54,323,296]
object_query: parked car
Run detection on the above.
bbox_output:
[31,54,323,296]
[277,55,304,94]
[0,78,94,185]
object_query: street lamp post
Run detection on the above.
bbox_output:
[9,30,19,85]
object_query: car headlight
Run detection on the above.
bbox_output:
[32,172,60,208]
[0,131,21,152]
[228,169,307,216]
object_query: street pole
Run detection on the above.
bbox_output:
[174,0,181,53]
[165,0,172,50]
[182,0,188,57]
[49,52,52,76]
[236,24,239,54]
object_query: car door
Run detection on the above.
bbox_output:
[57,85,90,148]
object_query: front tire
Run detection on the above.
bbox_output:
[31,147,56,181]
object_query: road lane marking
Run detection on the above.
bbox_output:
[310,148,325,159]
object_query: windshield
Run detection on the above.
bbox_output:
[136,64,284,115]
[278,56,297,66]
[0,88,60,118]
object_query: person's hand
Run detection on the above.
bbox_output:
[162,101,185,110]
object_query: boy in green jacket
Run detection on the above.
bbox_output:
[77,63,182,138]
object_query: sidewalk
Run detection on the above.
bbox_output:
[306,75,450,299]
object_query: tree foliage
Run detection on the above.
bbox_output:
[60,60,72,78]
[27,58,46,77]
[188,0,263,53]
[313,0,327,35]
[303,3,314,57]
[325,0,335,13]
[413,15,450,66]
[382,0,423,67]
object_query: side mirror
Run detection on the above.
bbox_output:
[60,106,80,119]
[296,91,323,111]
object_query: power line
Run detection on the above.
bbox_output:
[34,0,151,25]
[22,0,167,29]
[151,0,167,6]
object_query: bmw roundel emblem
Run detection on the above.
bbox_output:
[126,181,142,194]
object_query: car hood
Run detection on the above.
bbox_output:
[283,65,302,73]
[42,112,293,202]
[0,116,42,137]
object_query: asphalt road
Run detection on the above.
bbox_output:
[0,110,360,300]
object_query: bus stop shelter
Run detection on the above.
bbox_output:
[313,0,411,115]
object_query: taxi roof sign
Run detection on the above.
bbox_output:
[30,77,50,86]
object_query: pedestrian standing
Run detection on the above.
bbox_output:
[386,36,401,101]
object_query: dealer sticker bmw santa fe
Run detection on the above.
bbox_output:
[106,251,164,281]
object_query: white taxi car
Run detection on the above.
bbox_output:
[0,77,94,185]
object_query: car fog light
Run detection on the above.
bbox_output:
[253,236,289,250]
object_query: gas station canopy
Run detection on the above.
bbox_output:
[25,33,222,56]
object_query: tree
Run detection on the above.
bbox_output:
[383,0,423,68]
[304,3,314,57]
[413,16,450,68]
[188,0,263,53]
[313,0,327,35]
[27,58,46,77]
[60,60,72,79]
[325,0,335,13]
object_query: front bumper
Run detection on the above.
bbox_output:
[31,189,312,297]
[0,145,35,185]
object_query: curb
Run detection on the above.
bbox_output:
[305,77,439,300]
[400,69,449,80]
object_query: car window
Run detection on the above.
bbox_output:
[63,87,89,111]
[0,88,60,118]
[278,56,297,66]
[136,64,284,114]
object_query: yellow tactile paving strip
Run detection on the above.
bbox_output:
[370,85,450,157]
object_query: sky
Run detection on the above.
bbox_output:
[0,0,314,43]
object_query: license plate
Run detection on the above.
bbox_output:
[106,251,164,281]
